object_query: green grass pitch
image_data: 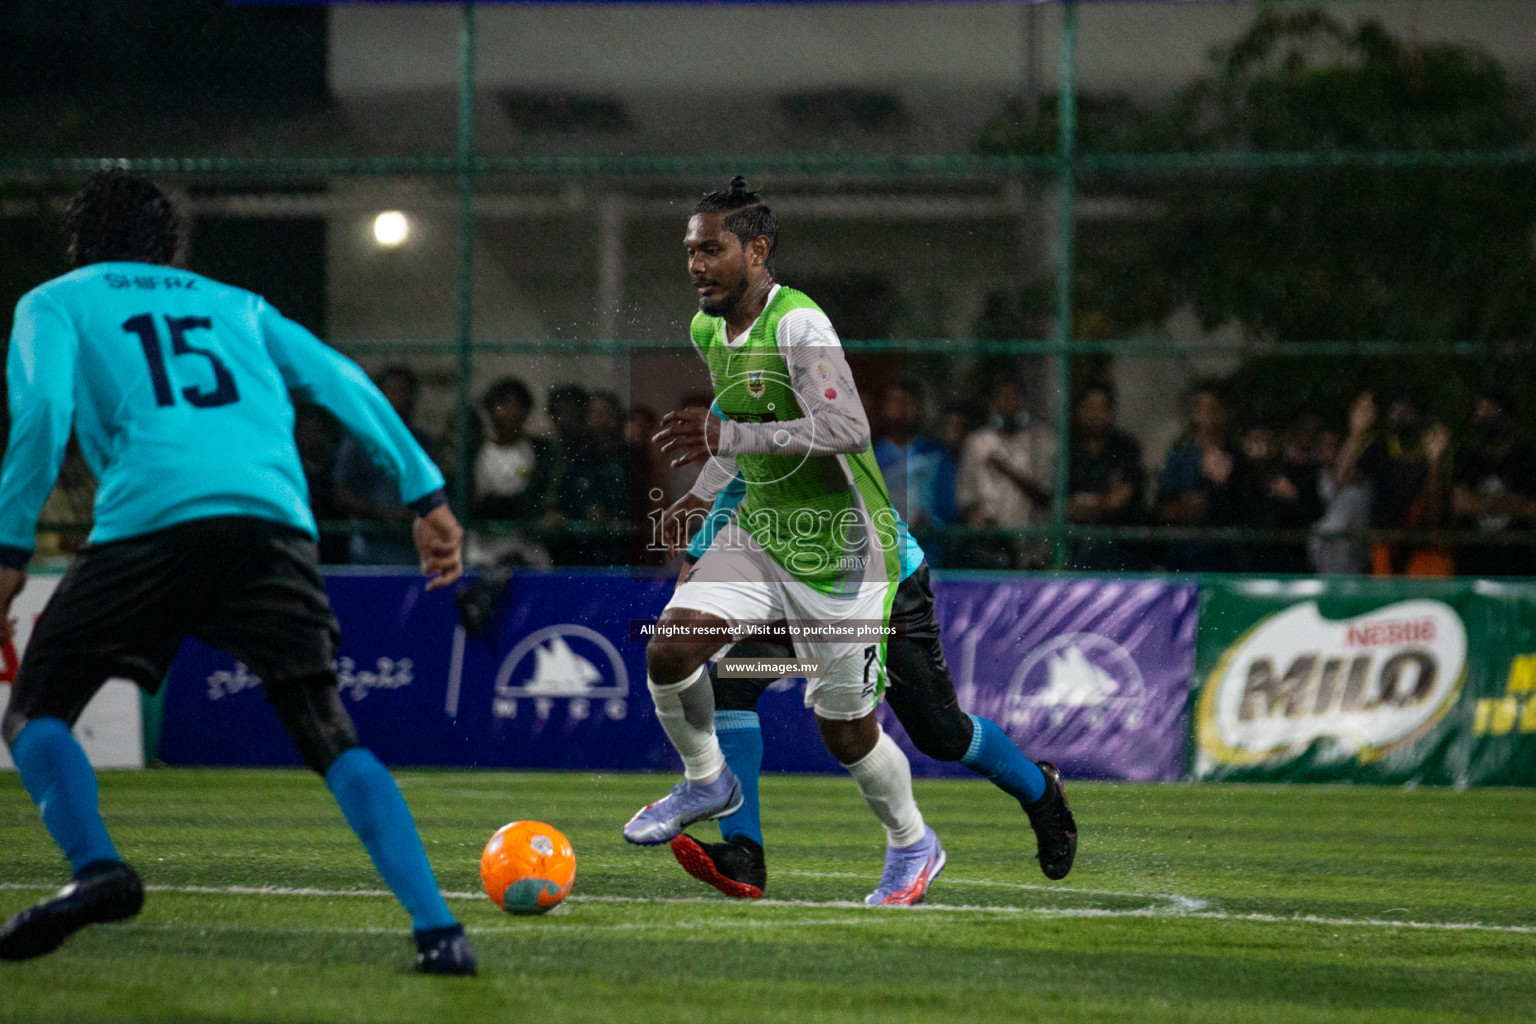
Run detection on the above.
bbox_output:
[2,769,1534,1023]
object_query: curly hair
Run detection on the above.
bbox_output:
[693,175,777,276]
[62,169,181,267]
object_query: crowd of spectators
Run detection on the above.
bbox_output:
[296,367,666,568]
[288,364,1536,577]
[915,376,1535,577]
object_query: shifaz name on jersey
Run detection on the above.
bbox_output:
[1199,600,1468,765]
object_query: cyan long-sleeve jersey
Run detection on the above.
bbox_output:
[0,263,445,567]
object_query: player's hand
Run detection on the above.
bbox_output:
[0,567,26,645]
[414,505,464,591]
[658,492,711,558]
[1423,421,1451,464]
[1348,392,1377,436]
[653,407,721,468]
[1201,448,1234,486]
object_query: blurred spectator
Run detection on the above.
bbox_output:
[1065,380,1145,571]
[35,440,96,559]
[626,405,667,566]
[1310,427,1372,575]
[1154,380,1256,572]
[873,381,958,533]
[1451,393,1536,577]
[957,379,1054,568]
[550,390,630,566]
[1336,391,1453,576]
[472,377,554,521]
[332,365,436,564]
[939,403,973,461]
[293,401,349,563]
[548,384,589,453]
[1241,419,1324,573]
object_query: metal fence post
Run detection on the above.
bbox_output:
[453,2,477,519]
[1050,0,1078,570]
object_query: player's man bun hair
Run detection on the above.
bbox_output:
[63,169,182,268]
[693,175,778,277]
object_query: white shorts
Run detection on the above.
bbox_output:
[667,523,895,721]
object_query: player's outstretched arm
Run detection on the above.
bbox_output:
[256,300,446,513]
[0,292,80,579]
[413,504,464,591]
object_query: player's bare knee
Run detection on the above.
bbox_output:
[818,712,879,764]
[647,610,729,685]
[646,639,700,687]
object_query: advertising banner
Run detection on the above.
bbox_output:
[0,574,144,771]
[1193,577,1536,785]
[162,571,676,769]
[159,570,1197,779]
[895,577,1197,781]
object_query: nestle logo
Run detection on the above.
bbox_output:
[1346,618,1436,647]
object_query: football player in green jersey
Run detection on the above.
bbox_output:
[623,178,945,904]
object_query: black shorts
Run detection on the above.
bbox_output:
[7,516,339,728]
[713,562,971,760]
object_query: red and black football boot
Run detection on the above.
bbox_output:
[669,834,766,899]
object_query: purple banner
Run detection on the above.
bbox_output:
[882,577,1197,781]
[159,570,1194,781]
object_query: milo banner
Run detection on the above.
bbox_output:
[1193,577,1536,785]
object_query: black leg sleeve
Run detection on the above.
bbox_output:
[263,672,360,775]
[883,565,974,763]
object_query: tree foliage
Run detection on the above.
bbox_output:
[978,8,1536,421]
[1158,9,1536,345]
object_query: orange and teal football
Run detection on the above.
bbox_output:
[480,821,576,915]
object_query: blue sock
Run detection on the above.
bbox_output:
[11,718,120,874]
[714,711,763,848]
[325,748,455,932]
[960,714,1046,805]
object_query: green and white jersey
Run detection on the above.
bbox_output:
[688,285,901,597]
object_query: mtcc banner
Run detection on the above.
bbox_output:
[1194,578,1536,785]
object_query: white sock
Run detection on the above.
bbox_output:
[842,728,926,849]
[648,666,725,783]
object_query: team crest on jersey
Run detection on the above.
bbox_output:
[746,370,766,398]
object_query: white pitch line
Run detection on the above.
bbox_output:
[783,870,1212,908]
[110,916,889,938]
[3,882,1533,935]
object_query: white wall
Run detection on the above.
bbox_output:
[332,2,1536,100]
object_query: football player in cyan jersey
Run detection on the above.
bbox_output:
[0,171,475,975]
